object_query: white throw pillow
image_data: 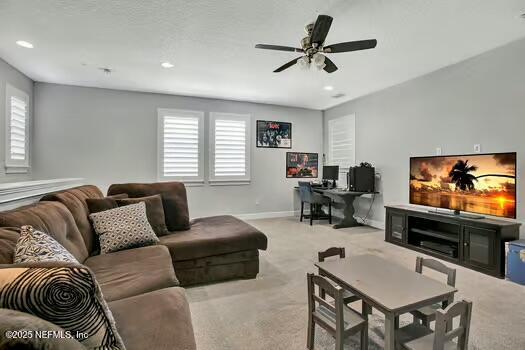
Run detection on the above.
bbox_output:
[89,202,159,254]
[14,225,79,264]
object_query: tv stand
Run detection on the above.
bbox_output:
[429,209,485,220]
[385,205,521,278]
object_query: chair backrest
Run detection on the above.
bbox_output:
[307,273,344,332]
[298,181,313,203]
[433,299,473,350]
[415,256,456,287]
[318,247,346,262]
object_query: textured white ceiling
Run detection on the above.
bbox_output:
[0,1,524,110]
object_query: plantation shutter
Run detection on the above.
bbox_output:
[210,113,251,183]
[328,114,355,179]
[158,109,204,181]
[5,85,30,170]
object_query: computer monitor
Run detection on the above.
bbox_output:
[322,166,339,181]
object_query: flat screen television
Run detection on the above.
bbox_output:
[410,152,517,219]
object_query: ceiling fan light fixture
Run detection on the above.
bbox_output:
[313,53,326,67]
[298,56,310,70]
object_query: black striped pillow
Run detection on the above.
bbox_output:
[0,265,126,350]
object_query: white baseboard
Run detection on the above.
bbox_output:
[361,218,385,230]
[235,210,386,230]
[235,211,296,220]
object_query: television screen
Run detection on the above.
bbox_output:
[410,153,516,218]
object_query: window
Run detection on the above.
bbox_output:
[5,84,30,172]
[327,114,355,185]
[157,109,204,182]
[209,112,251,184]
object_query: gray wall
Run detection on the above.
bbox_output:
[33,83,323,218]
[324,38,525,235]
[0,58,33,182]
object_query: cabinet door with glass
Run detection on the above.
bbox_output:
[388,211,406,243]
[462,225,496,270]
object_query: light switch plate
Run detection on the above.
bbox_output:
[474,144,481,153]
[436,147,442,155]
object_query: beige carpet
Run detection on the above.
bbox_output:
[185,217,525,350]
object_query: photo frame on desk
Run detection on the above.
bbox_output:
[286,152,318,178]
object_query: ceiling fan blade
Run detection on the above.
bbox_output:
[255,44,303,53]
[311,15,333,45]
[323,56,338,73]
[324,39,377,53]
[274,57,302,73]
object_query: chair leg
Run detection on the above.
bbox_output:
[328,202,332,224]
[300,202,304,222]
[307,317,315,350]
[310,203,313,226]
[335,332,344,350]
[360,324,368,350]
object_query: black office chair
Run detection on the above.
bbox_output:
[298,181,332,225]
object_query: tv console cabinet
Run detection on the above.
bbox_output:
[385,205,521,278]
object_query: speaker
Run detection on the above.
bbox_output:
[347,166,375,192]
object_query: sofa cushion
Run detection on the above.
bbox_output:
[0,227,19,264]
[84,245,178,302]
[14,225,79,264]
[109,287,196,350]
[108,182,190,231]
[0,201,89,263]
[89,202,160,254]
[116,194,169,236]
[0,264,125,350]
[41,185,104,255]
[86,193,129,214]
[0,308,87,350]
[159,215,268,261]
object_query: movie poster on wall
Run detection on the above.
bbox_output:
[286,152,318,178]
[256,120,292,148]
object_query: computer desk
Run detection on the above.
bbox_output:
[295,187,378,229]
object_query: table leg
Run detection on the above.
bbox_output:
[333,195,360,229]
[361,300,370,320]
[384,312,396,350]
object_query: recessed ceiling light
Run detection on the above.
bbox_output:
[161,62,174,68]
[323,85,334,91]
[16,40,33,48]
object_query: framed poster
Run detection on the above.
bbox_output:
[256,120,292,148]
[286,152,318,178]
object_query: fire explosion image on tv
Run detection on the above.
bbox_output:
[410,153,516,218]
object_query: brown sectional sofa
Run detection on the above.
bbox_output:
[0,181,268,349]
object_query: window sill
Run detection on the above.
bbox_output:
[157,178,205,187]
[5,166,30,174]
[209,180,251,186]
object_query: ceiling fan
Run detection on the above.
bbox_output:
[255,15,377,73]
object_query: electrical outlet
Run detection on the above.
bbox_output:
[255,199,260,206]
[436,147,442,156]
[474,144,481,153]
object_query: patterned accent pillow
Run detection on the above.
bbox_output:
[14,225,79,264]
[0,308,87,350]
[89,202,159,254]
[0,265,126,349]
